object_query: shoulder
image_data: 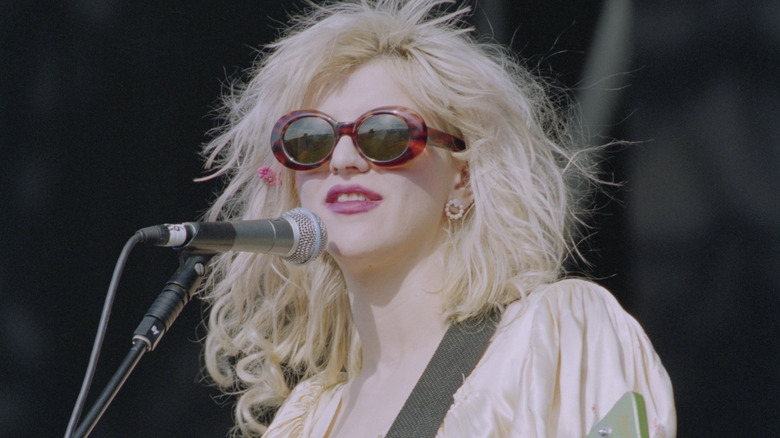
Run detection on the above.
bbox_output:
[264,376,345,438]
[495,278,663,368]
[262,379,321,438]
[528,277,621,310]
[489,279,676,437]
[472,279,634,385]
[485,278,674,405]
[499,278,630,336]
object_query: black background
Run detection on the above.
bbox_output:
[2,1,777,436]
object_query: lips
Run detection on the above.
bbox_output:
[325,184,383,214]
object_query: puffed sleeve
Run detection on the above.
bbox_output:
[264,377,344,438]
[511,279,676,437]
[262,379,319,438]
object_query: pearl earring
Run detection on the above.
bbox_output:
[445,198,465,220]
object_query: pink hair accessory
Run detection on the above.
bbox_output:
[257,165,281,186]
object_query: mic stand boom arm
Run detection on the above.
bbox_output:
[72,252,214,438]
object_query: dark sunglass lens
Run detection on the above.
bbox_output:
[283,117,335,164]
[356,114,410,162]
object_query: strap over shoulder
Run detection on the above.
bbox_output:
[385,312,501,438]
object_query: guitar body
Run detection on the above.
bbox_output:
[585,392,649,438]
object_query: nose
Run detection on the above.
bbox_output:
[328,135,370,174]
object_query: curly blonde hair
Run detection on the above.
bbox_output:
[198,0,596,435]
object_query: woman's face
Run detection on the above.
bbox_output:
[296,61,466,271]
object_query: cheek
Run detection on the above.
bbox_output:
[295,171,322,209]
[403,156,458,203]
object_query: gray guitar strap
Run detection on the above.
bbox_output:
[385,312,501,438]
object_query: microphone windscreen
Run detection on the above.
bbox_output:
[282,208,328,265]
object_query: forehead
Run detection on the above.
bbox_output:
[311,61,420,121]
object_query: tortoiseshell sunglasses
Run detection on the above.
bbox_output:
[271,106,466,170]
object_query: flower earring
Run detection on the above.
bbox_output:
[445,198,464,220]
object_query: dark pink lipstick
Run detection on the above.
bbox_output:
[325,184,383,214]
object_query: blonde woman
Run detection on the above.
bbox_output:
[198,0,676,436]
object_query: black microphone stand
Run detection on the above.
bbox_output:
[72,251,214,438]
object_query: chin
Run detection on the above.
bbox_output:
[327,242,375,261]
[326,237,392,266]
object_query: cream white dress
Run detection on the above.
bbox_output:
[263,279,677,437]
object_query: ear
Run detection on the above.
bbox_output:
[449,163,474,209]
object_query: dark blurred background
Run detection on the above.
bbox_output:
[1,1,777,436]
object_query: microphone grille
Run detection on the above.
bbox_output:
[281,207,328,265]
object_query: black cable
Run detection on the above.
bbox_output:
[64,233,142,438]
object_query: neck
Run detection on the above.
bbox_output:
[337,247,449,377]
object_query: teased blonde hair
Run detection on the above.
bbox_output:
[199,0,596,435]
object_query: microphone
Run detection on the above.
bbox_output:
[135,207,327,265]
